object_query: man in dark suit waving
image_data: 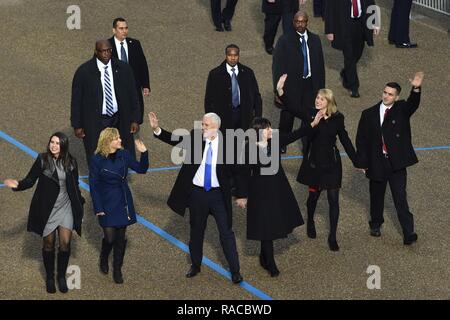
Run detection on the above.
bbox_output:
[109,17,150,124]
[356,72,424,245]
[148,112,247,284]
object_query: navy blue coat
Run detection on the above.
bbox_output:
[89,149,149,227]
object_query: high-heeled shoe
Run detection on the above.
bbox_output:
[328,238,340,251]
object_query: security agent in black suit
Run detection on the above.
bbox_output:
[272,11,325,153]
[71,39,140,165]
[388,0,418,48]
[211,0,238,32]
[261,0,302,55]
[324,0,379,98]
[148,112,246,284]
[356,72,424,245]
[205,44,262,131]
[109,17,150,124]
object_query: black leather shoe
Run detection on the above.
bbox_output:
[280,146,286,154]
[307,220,316,239]
[270,268,280,277]
[395,42,418,48]
[403,233,418,245]
[265,46,274,55]
[350,90,360,98]
[215,25,224,32]
[223,20,232,31]
[328,239,340,251]
[231,272,243,284]
[186,266,200,278]
[370,227,381,237]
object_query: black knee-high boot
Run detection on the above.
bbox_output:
[261,240,279,277]
[99,238,113,274]
[42,249,56,293]
[306,189,321,239]
[57,248,70,293]
[113,239,127,284]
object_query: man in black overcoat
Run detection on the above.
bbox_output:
[356,72,424,245]
[205,44,262,131]
[324,0,379,97]
[71,39,140,165]
[272,11,325,152]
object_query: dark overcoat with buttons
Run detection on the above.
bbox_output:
[71,57,140,162]
[243,127,311,241]
[204,61,262,130]
[297,112,358,189]
[89,149,149,227]
[356,89,420,181]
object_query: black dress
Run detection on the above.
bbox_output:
[297,111,357,189]
[245,127,310,241]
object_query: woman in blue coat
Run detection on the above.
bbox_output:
[89,127,149,284]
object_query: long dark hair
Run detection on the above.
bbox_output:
[251,117,272,142]
[43,132,75,171]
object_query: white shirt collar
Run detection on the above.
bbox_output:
[96,58,111,71]
[226,63,239,76]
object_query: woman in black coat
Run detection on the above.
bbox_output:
[240,113,322,276]
[296,89,359,251]
[3,132,85,294]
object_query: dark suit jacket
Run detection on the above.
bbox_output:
[71,57,140,158]
[205,61,262,130]
[356,89,421,181]
[262,0,299,14]
[109,36,150,124]
[272,30,325,113]
[324,0,375,50]
[154,128,247,228]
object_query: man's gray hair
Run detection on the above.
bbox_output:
[204,112,221,128]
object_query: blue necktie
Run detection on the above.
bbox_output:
[204,142,212,191]
[120,42,128,63]
[231,67,240,108]
[300,35,309,78]
[104,66,114,116]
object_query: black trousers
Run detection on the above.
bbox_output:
[188,186,240,273]
[313,0,325,17]
[341,18,365,91]
[263,11,295,49]
[388,0,412,44]
[210,0,238,27]
[369,157,415,237]
[279,77,314,146]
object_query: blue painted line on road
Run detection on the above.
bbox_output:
[0,130,38,158]
[415,146,450,151]
[0,130,273,300]
[137,215,273,300]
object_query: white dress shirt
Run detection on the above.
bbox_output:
[96,59,118,115]
[192,137,220,188]
[114,37,129,62]
[297,31,312,79]
[226,63,241,102]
